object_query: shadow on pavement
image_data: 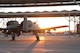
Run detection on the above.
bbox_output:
[22,40,40,53]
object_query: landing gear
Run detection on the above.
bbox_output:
[10,30,21,41]
[34,32,40,41]
[11,32,15,41]
[36,34,40,41]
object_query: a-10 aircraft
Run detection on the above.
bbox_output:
[0,20,68,41]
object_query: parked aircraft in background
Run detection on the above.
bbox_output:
[0,20,68,41]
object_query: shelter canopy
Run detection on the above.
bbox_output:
[0,10,80,18]
[0,0,80,7]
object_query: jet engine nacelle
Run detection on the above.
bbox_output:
[27,20,33,27]
[6,21,20,34]
[7,21,19,29]
[21,20,40,32]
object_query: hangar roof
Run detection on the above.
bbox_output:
[0,0,80,7]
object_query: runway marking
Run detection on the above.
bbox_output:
[0,49,80,53]
[44,49,80,52]
[0,50,11,53]
[9,48,80,52]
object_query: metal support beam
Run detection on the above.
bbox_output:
[22,16,28,32]
[79,16,80,24]
[68,13,71,38]
[73,16,76,32]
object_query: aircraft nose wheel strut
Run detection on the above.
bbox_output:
[11,32,16,41]
[35,33,40,41]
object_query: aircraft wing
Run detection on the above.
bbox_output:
[28,25,69,33]
[0,28,6,31]
[42,25,69,30]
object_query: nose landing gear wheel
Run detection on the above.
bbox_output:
[11,32,15,41]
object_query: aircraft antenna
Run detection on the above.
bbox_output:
[35,17,39,24]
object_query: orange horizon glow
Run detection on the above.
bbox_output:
[40,36,44,41]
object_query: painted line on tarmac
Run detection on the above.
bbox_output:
[0,50,11,53]
[44,49,80,52]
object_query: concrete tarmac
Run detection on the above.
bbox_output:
[0,33,80,53]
